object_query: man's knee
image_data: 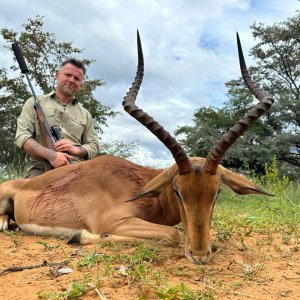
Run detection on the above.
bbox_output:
[25,167,45,178]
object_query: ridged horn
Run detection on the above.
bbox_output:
[204,32,274,174]
[122,30,192,175]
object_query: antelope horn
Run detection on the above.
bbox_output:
[122,30,192,175]
[204,33,274,174]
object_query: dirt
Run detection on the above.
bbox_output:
[0,228,299,300]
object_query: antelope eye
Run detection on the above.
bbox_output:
[173,188,181,200]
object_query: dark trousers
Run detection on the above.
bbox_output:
[25,165,46,179]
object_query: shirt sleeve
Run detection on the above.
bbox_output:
[14,97,36,149]
[80,112,100,159]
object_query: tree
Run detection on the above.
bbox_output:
[101,140,139,159]
[249,12,300,168]
[176,82,275,175]
[176,10,300,178]
[0,15,116,171]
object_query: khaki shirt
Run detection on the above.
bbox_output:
[15,91,99,170]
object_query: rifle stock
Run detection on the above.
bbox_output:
[34,104,56,151]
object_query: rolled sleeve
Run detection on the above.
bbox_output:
[80,113,99,159]
[15,97,36,149]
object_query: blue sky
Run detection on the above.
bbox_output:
[0,0,299,167]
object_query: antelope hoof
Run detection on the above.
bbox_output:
[100,232,110,238]
[0,214,9,231]
[67,232,81,244]
[211,243,219,253]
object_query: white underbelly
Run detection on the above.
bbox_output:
[19,223,81,238]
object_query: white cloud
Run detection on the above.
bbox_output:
[0,0,298,167]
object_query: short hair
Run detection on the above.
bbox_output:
[61,58,86,75]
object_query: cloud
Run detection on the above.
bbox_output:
[0,0,298,167]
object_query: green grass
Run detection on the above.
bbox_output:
[0,163,27,182]
[213,157,300,244]
[213,180,300,244]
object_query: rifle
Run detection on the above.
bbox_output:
[12,42,69,167]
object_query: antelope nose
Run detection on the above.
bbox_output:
[186,247,213,265]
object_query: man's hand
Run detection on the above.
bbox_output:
[54,139,87,158]
[48,151,73,168]
[22,138,73,168]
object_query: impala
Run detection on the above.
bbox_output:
[0,32,273,264]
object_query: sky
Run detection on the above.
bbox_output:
[0,0,299,167]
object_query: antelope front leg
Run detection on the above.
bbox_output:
[68,217,183,246]
[0,197,13,231]
[0,214,9,231]
[111,217,182,245]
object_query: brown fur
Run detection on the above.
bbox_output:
[0,155,269,264]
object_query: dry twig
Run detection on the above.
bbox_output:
[0,259,68,276]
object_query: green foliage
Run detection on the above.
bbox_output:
[249,12,300,169]
[36,241,60,251]
[252,156,290,196]
[100,140,139,159]
[130,242,158,263]
[37,273,97,300]
[76,250,103,270]
[213,157,300,243]
[37,290,60,300]
[0,15,116,170]
[0,157,27,181]
[63,281,88,299]
[176,10,300,177]
[154,282,216,300]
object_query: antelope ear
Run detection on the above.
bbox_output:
[217,166,273,196]
[127,164,178,201]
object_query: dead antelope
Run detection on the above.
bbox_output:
[0,32,273,264]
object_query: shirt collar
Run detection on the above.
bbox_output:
[49,90,78,105]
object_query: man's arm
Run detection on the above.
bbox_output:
[53,139,88,158]
[79,112,100,159]
[15,98,73,168]
[22,138,72,168]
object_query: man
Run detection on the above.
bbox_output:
[15,58,100,178]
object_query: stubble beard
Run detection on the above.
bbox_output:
[59,84,76,98]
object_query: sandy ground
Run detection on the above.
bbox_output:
[0,228,299,300]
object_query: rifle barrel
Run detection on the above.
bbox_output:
[12,43,40,105]
[24,73,39,104]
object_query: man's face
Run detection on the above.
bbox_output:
[55,63,84,97]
